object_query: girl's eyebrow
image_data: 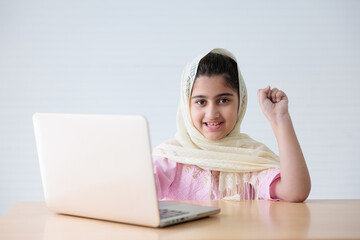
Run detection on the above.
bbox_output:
[191,93,234,99]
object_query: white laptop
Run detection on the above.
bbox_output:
[33,113,220,227]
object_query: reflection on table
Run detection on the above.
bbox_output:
[0,200,359,239]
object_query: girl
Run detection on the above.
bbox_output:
[153,48,311,202]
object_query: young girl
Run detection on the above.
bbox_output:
[153,48,311,202]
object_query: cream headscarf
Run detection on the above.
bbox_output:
[153,48,280,200]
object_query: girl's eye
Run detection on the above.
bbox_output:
[219,98,229,104]
[196,100,206,105]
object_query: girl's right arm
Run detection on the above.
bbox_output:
[153,156,177,200]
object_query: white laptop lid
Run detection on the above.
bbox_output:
[33,113,161,227]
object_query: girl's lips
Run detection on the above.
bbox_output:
[204,121,224,130]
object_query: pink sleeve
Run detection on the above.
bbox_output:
[152,156,177,200]
[259,168,281,201]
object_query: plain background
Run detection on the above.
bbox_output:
[1,0,359,217]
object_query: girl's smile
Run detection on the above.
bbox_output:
[190,75,239,141]
[204,121,224,131]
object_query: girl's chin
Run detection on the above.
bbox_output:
[203,133,224,141]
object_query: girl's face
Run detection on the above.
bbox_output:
[190,75,239,141]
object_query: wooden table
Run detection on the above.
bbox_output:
[0,200,359,239]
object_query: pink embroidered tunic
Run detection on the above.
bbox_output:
[153,156,281,201]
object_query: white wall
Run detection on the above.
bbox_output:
[1,0,359,216]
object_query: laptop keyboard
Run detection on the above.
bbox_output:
[159,209,189,219]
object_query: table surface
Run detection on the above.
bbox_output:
[0,200,360,240]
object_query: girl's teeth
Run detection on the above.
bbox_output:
[207,122,221,126]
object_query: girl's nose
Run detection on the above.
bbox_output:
[206,105,220,119]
